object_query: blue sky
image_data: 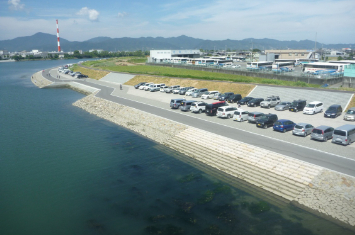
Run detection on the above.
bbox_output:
[1,0,355,44]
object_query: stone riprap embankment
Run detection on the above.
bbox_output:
[73,95,188,144]
[31,71,53,88]
[73,94,355,229]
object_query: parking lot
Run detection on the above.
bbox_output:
[124,86,355,159]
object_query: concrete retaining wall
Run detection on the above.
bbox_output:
[343,77,355,88]
[146,63,343,86]
[73,94,355,229]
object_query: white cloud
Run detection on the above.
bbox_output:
[77,7,99,21]
[117,12,127,18]
[8,0,25,10]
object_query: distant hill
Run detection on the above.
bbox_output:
[0,33,353,52]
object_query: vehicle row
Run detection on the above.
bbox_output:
[134,82,355,123]
[57,68,88,78]
[168,98,355,146]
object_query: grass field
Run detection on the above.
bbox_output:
[347,95,355,111]
[125,75,256,97]
[82,60,320,88]
[71,64,109,80]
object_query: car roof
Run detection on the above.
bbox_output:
[328,104,341,107]
[250,111,263,114]
[277,119,293,122]
[314,125,332,130]
[212,101,226,104]
[309,101,322,104]
[295,122,311,126]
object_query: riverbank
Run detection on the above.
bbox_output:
[32,71,355,230]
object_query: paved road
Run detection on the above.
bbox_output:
[42,69,355,177]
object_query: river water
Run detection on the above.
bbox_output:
[0,60,353,235]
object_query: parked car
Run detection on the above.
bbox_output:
[180,100,196,111]
[173,87,184,94]
[134,82,147,89]
[205,101,228,116]
[260,96,280,109]
[247,112,265,123]
[273,119,296,133]
[170,98,185,109]
[140,82,153,90]
[213,92,221,100]
[192,89,208,98]
[303,101,324,115]
[217,106,239,118]
[343,107,355,121]
[292,123,314,137]
[255,113,278,128]
[289,100,307,112]
[218,92,234,101]
[247,98,264,107]
[165,85,180,93]
[76,74,88,78]
[190,101,208,113]
[233,110,249,122]
[179,87,194,95]
[324,104,343,118]
[201,91,219,99]
[275,101,291,111]
[160,86,168,92]
[149,84,163,92]
[310,125,334,142]
[332,124,355,145]
[227,94,242,103]
[238,97,254,105]
[186,88,198,96]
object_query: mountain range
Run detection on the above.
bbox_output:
[0,32,353,52]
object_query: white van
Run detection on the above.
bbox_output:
[303,101,323,115]
[233,110,249,122]
[332,124,355,145]
[201,91,219,99]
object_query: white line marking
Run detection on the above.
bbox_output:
[247,85,258,96]
[344,93,354,112]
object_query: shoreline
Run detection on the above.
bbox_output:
[31,71,355,230]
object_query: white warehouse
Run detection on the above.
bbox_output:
[148,49,201,63]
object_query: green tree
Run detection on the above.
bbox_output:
[337,56,343,61]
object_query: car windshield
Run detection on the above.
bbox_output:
[258,117,267,121]
[327,108,337,112]
[306,104,315,108]
[217,108,223,111]
[312,129,323,134]
[294,125,304,129]
[274,121,281,125]
[266,99,271,102]
[279,102,288,105]
[346,110,355,114]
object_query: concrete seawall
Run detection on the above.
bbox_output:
[31,71,355,230]
[73,94,355,229]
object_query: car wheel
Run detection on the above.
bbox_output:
[324,137,328,142]
[227,114,231,119]
[303,132,307,137]
[198,109,202,114]
[283,129,286,133]
[240,118,243,122]
[254,104,256,107]
[268,105,270,109]
[263,125,267,129]
[313,111,315,115]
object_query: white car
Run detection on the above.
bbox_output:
[173,87,184,94]
[201,91,219,99]
[233,110,249,122]
[190,101,208,113]
[160,86,168,92]
[186,88,197,96]
[231,65,241,68]
[216,106,239,118]
[303,101,324,115]
[139,82,153,90]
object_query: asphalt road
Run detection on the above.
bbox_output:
[42,69,355,177]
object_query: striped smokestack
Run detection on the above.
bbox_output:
[56,19,61,52]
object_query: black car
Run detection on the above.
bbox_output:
[77,74,88,78]
[218,92,234,101]
[289,100,307,112]
[256,114,278,128]
[227,94,242,103]
[205,101,228,116]
[238,97,254,105]
[324,104,343,118]
[179,86,194,95]
[134,82,146,89]
[247,98,264,107]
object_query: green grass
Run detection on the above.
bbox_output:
[127,58,147,63]
[81,61,320,88]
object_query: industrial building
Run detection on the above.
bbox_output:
[148,50,201,62]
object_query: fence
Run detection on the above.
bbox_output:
[146,62,344,86]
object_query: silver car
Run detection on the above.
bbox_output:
[310,125,334,142]
[343,107,355,121]
[247,112,265,123]
[275,102,291,111]
[192,90,209,98]
[292,123,314,137]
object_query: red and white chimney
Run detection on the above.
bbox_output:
[56,19,61,52]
